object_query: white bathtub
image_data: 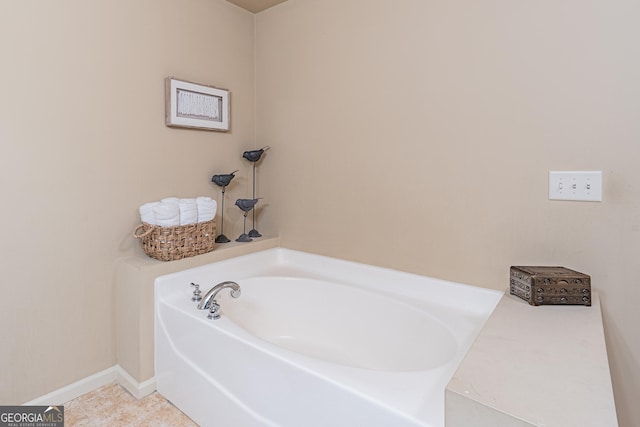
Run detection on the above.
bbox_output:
[154,248,502,427]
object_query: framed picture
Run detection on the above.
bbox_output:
[165,77,230,131]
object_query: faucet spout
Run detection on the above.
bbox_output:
[197,281,241,319]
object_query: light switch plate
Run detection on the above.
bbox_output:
[549,171,602,202]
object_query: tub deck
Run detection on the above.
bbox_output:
[446,293,618,427]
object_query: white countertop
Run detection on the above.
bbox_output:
[446,293,618,427]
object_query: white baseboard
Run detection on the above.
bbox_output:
[23,365,156,405]
[115,366,157,399]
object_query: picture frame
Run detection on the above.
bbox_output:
[165,77,230,131]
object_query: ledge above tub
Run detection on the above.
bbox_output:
[445,293,618,427]
[123,236,281,270]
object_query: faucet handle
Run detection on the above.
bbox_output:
[207,301,221,320]
[190,282,202,302]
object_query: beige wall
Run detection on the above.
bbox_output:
[256,0,639,425]
[0,0,255,404]
[2,0,638,424]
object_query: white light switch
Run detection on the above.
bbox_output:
[549,171,602,202]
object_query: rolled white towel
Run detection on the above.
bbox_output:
[179,198,198,225]
[161,197,180,205]
[196,196,217,222]
[139,201,160,225]
[153,202,180,227]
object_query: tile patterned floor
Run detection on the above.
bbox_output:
[63,382,198,426]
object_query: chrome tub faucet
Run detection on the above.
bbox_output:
[197,281,241,320]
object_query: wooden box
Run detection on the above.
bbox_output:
[510,266,591,306]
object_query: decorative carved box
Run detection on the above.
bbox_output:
[510,266,591,306]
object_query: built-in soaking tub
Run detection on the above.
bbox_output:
[154,248,502,427]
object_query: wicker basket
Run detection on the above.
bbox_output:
[133,219,216,261]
